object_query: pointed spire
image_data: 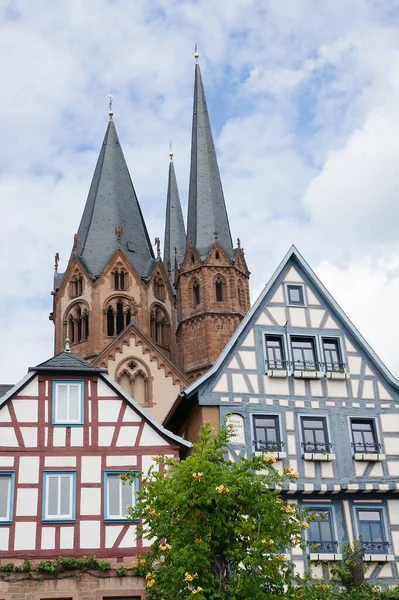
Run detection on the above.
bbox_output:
[186,56,233,258]
[74,119,155,277]
[164,151,186,286]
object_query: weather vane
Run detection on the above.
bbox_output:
[108,94,114,118]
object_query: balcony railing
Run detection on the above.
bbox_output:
[361,541,390,553]
[302,441,333,453]
[351,442,382,453]
[265,360,347,372]
[265,359,290,371]
[253,440,285,453]
[309,540,339,553]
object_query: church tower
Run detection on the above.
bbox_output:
[51,109,187,422]
[175,53,250,381]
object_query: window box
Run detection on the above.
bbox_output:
[363,554,394,562]
[294,369,324,379]
[52,381,84,426]
[354,453,385,462]
[303,452,336,461]
[267,369,289,378]
[309,552,343,561]
[326,371,350,380]
[255,451,287,460]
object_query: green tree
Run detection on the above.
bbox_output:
[126,422,313,600]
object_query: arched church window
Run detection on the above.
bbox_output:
[126,306,131,326]
[150,304,170,349]
[215,251,220,259]
[215,278,224,302]
[238,281,244,308]
[83,311,89,339]
[116,301,124,335]
[193,280,200,305]
[76,308,82,342]
[107,306,114,336]
[113,269,127,291]
[69,274,83,299]
[69,316,75,344]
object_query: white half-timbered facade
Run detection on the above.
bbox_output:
[0,351,190,558]
[166,246,399,586]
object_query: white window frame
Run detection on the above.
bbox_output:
[43,472,75,521]
[105,472,138,521]
[284,283,307,307]
[0,473,14,523]
[52,380,84,426]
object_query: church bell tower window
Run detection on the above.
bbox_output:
[193,280,200,305]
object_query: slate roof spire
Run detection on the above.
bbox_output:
[164,150,186,286]
[74,117,155,278]
[186,53,234,258]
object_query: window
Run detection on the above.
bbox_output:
[150,305,171,349]
[0,474,13,523]
[252,415,283,452]
[215,278,223,302]
[323,338,343,371]
[114,270,126,291]
[193,281,200,305]
[308,508,337,553]
[357,509,388,553]
[105,472,137,521]
[265,335,285,369]
[351,419,380,453]
[287,284,305,306]
[154,274,166,301]
[291,337,318,370]
[52,381,84,426]
[43,472,75,521]
[301,417,331,453]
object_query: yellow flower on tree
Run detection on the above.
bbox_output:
[192,587,203,594]
[184,572,198,582]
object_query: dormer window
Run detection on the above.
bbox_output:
[286,284,305,306]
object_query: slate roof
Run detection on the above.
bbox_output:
[74,119,155,278]
[0,385,13,398]
[186,62,234,259]
[29,351,107,373]
[163,158,186,286]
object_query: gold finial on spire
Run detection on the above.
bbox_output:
[169,141,173,160]
[194,43,199,61]
[108,94,114,119]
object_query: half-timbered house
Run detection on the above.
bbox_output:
[165,245,399,586]
[0,348,189,599]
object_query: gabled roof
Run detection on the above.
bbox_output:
[166,245,399,422]
[0,384,13,397]
[74,119,155,278]
[163,158,186,287]
[0,354,191,453]
[29,351,107,373]
[186,62,234,259]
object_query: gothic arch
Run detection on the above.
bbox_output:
[153,272,166,302]
[191,277,201,306]
[69,269,84,299]
[214,273,227,302]
[115,357,153,406]
[150,303,171,349]
[111,263,129,291]
[63,299,90,345]
[103,294,140,337]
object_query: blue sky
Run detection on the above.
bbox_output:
[2,0,399,381]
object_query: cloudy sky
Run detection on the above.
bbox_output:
[1,0,399,383]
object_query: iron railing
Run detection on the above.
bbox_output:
[309,540,339,553]
[361,541,390,553]
[302,441,333,453]
[253,440,285,453]
[351,442,382,453]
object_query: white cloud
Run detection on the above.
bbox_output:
[2,0,399,383]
